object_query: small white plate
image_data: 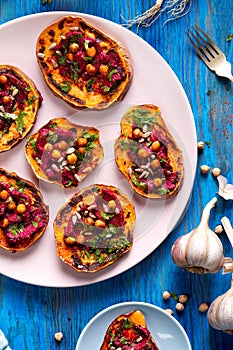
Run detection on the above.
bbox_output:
[76,302,192,350]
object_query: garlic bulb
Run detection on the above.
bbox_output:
[207,275,233,333]
[171,197,226,274]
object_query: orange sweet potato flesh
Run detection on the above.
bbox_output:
[0,168,49,252]
[53,184,136,273]
[0,65,42,152]
[114,104,184,199]
[25,117,104,188]
[100,309,159,349]
[36,16,133,110]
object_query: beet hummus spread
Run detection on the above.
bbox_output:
[36,16,132,109]
[0,168,49,252]
[100,310,159,350]
[114,104,184,199]
[53,184,136,272]
[25,118,103,188]
[0,65,42,152]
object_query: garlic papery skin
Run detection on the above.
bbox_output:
[171,197,225,274]
[207,276,233,333]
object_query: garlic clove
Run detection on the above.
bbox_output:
[207,276,233,333]
[171,197,226,274]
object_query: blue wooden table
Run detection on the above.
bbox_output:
[0,1,233,349]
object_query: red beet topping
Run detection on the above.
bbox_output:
[107,318,157,349]
[64,187,131,252]
[31,120,99,188]
[51,31,126,94]
[0,181,46,243]
[125,116,179,195]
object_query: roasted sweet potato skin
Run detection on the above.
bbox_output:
[0,65,42,153]
[100,309,159,349]
[36,16,133,110]
[114,104,184,199]
[25,117,104,188]
[0,168,49,252]
[53,184,136,273]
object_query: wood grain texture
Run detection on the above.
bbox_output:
[0,0,233,349]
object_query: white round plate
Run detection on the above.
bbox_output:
[0,12,196,287]
[76,302,192,350]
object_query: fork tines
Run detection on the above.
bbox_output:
[187,24,221,66]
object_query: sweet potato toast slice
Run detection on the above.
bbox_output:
[100,309,159,349]
[53,184,136,272]
[0,65,42,152]
[25,117,103,188]
[36,16,133,109]
[0,168,49,252]
[114,104,184,199]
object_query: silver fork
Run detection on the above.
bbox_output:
[187,24,233,82]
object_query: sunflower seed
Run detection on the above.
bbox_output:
[51,164,59,172]
[82,166,91,173]
[74,174,81,182]
[52,59,58,69]
[0,105,5,113]
[37,52,45,59]
[142,124,148,133]
[66,147,76,154]
[70,26,79,31]
[72,215,77,225]
[49,42,57,50]
[88,204,97,210]
[11,88,19,97]
[142,131,152,138]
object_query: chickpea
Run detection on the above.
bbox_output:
[85,31,95,39]
[8,201,16,210]
[2,217,9,228]
[85,217,94,225]
[66,52,73,61]
[95,219,105,228]
[52,149,61,159]
[175,303,184,312]
[17,203,26,214]
[67,153,78,165]
[69,43,79,53]
[86,64,96,74]
[58,140,67,150]
[99,64,109,75]
[0,75,7,84]
[150,159,160,170]
[163,291,171,300]
[0,190,8,200]
[2,95,12,105]
[133,128,142,139]
[153,178,163,188]
[86,46,96,57]
[64,236,76,245]
[78,147,86,155]
[137,148,148,159]
[44,143,54,152]
[77,137,87,147]
[151,141,161,152]
[108,200,116,211]
[75,234,85,245]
